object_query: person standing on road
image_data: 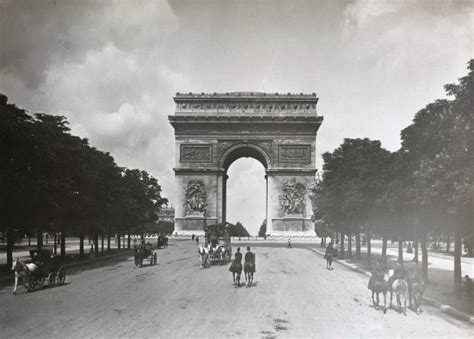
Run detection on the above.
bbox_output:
[287,238,292,249]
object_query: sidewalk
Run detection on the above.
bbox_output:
[311,245,474,324]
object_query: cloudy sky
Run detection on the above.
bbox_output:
[1,0,472,235]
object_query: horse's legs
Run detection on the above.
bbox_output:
[13,275,17,294]
[383,292,387,313]
[389,290,393,307]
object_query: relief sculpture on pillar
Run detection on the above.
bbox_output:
[185,180,207,216]
[281,178,306,216]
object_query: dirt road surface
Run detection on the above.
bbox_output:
[0,240,472,338]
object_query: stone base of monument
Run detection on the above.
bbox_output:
[174,215,217,236]
[270,216,316,237]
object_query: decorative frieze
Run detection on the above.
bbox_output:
[180,144,212,162]
[278,144,311,163]
[174,92,319,115]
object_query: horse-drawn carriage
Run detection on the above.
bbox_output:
[134,242,157,267]
[157,235,168,249]
[12,249,66,293]
[205,223,232,264]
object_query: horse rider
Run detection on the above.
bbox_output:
[229,247,243,286]
[244,246,256,287]
[324,242,334,269]
[368,258,386,290]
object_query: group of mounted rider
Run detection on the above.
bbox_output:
[367,258,425,314]
[198,241,256,288]
[325,241,425,314]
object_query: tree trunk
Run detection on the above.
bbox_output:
[79,234,84,257]
[446,234,451,253]
[53,232,57,255]
[398,237,404,264]
[101,232,104,253]
[94,232,99,255]
[6,228,14,269]
[414,238,419,263]
[421,232,428,282]
[107,235,111,251]
[117,233,121,249]
[366,228,372,268]
[348,233,352,257]
[454,227,462,293]
[382,237,388,267]
[355,234,361,260]
[128,233,131,249]
[60,232,66,258]
[37,229,43,249]
[339,233,345,258]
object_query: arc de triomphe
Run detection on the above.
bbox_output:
[168,92,323,237]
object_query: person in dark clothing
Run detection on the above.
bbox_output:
[229,247,243,286]
[325,242,334,270]
[244,246,256,287]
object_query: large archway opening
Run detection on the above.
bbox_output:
[225,158,266,236]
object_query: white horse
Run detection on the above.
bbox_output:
[11,258,36,294]
[392,278,409,314]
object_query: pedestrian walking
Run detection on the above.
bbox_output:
[287,238,292,249]
[89,241,95,260]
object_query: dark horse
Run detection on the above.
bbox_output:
[229,248,243,286]
[244,247,256,287]
[324,243,335,270]
[407,269,425,314]
[369,271,389,313]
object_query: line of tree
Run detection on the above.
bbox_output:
[0,94,168,267]
[311,60,473,293]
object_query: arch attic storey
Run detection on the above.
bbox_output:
[168,92,323,237]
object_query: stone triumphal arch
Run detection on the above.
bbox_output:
[169,92,323,237]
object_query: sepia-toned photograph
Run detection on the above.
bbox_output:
[0,0,473,337]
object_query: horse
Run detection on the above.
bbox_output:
[369,271,389,313]
[392,278,409,314]
[11,258,35,294]
[407,271,425,314]
[244,250,256,287]
[134,246,146,267]
[244,261,255,287]
[229,259,242,286]
[325,251,334,270]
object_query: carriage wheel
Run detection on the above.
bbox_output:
[49,272,56,286]
[57,268,66,285]
[27,274,37,291]
[36,276,46,288]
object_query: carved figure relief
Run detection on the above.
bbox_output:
[281,178,306,215]
[278,145,311,163]
[185,181,207,216]
[181,145,212,162]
